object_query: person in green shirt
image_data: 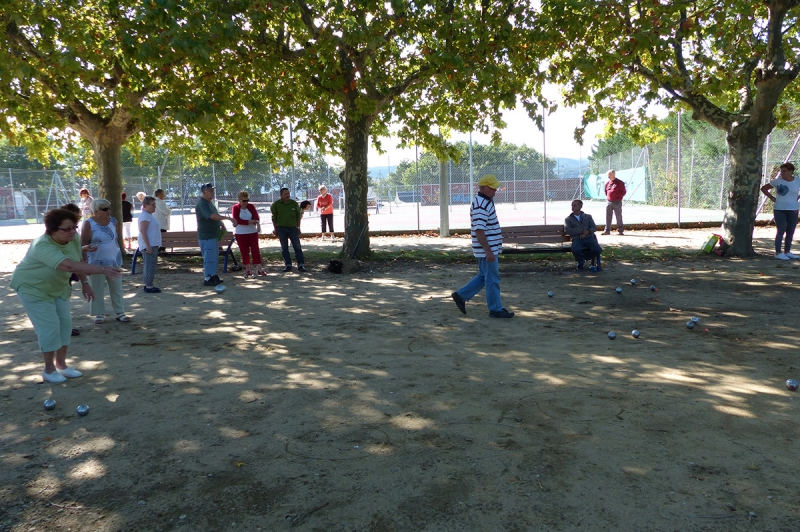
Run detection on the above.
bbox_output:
[10,208,124,383]
[195,183,236,286]
[270,187,306,272]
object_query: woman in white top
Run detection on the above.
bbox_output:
[138,196,162,293]
[78,188,94,220]
[80,198,128,323]
[761,162,800,260]
[232,190,265,277]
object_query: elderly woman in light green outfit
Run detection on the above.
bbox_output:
[80,198,129,323]
[10,208,124,383]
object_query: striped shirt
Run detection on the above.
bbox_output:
[470,193,502,257]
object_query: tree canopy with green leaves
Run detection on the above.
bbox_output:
[539,0,800,255]
[229,0,542,259]
[0,1,285,232]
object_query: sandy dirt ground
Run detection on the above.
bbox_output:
[1,228,799,531]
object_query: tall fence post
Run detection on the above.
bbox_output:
[677,111,682,227]
[439,159,450,237]
[719,154,727,210]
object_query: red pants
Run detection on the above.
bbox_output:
[235,232,262,266]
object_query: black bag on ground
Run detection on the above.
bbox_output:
[328,260,343,273]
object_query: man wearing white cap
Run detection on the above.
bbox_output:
[451,174,514,318]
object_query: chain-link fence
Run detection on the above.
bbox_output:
[2,113,799,232]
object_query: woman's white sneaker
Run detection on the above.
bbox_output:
[42,370,67,383]
[776,253,790,260]
[56,367,83,378]
[786,252,799,259]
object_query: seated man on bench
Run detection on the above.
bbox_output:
[565,200,603,271]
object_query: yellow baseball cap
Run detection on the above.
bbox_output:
[477,174,501,189]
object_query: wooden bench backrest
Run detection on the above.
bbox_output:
[502,225,569,244]
[161,231,232,248]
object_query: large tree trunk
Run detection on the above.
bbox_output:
[89,130,127,253]
[721,123,769,257]
[341,114,373,260]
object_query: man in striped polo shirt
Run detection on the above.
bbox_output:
[451,174,515,318]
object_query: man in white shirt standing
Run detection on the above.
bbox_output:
[451,174,514,318]
[153,189,171,252]
[153,189,171,232]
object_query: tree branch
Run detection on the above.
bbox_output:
[294,0,321,40]
[375,64,433,111]
[632,58,736,131]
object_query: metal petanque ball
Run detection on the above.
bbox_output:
[608,331,617,340]
[786,379,799,391]
[632,330,640,338]
[76,405,89,416]
[615,287,622,294]
[686,321,695,329]
[43,399,56,411]
[650,285,657,291]
[630,279,636,285]
[214,284,226,294]
[691,316,700,323]
[547,291,554,298]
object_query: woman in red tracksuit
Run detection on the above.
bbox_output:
[232,191,266,278]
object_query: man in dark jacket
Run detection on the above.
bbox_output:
[601,169,627,235]
[565,200,603,271]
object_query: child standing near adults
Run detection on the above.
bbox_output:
[232,191,266,278]
[316,185,335,240]
[761,162,800,260]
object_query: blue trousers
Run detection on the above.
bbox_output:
[571,235,603,263]
[456,257,503,312]
[774,210,798,254]
[199,238,219,278]
[277,226,305,266]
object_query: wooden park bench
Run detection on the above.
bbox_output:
[130,230,241,274]
[500,225,572,254]
[501,224,602,269]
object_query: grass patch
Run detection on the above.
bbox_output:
[149,244,704,273]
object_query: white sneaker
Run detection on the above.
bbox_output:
[56,367,83,378]
[786,252,799,259]
[42,370,67,383]
[775,253,790,260]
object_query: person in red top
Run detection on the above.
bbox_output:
[232,191,265,277]
[601,169,627,235]
[316,185,335,240]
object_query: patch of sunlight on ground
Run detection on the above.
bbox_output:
[68,457,107,480]
[713,404,757,418]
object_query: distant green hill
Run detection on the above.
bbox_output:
[368,165,397,179]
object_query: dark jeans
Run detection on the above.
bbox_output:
[774,209,799,254]
[320,213,334,233]
[277,226,305,266]
[571,235,603,264]
[606,200,623,233]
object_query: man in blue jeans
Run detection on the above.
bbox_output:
[196,183,236,286]
[451,174,514,318]
[271,187,306,272]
